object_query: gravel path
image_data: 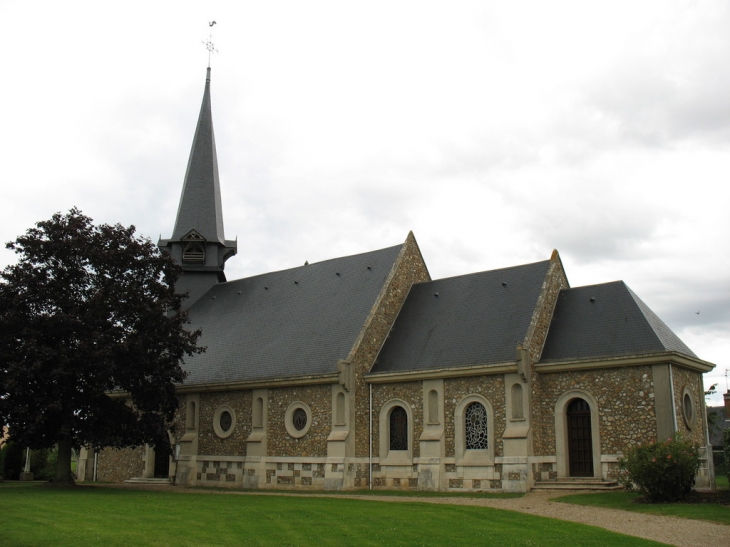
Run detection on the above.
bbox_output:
[104,484,729,547]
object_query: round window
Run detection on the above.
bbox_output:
[213,405,236,439]
[292,408,308,431]
[285,402,312,438]
[219,410,232,432]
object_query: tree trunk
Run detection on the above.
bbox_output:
[51,437,76,487]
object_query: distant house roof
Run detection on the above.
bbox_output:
[181,244,403,386]
[371,260,552,374]
[541,281,697,362]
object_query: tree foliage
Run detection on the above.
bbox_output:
[0,208,203,484]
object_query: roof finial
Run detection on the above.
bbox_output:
[203,21,218,68]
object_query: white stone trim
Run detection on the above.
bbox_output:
[213,405,236,439]
[285,401,312,438]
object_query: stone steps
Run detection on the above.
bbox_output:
[532,478,623,491]
[124,477,172,485]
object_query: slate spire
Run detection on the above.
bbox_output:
[172,67,225,244]
[159,68,237,307]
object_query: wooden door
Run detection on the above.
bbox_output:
[153,441,171,479]
[567,398,593,477]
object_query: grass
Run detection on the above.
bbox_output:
[0,483,669,547]
[553,475,730,526]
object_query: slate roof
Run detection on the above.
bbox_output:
[371,260,552,374]
[171,67,227,245]
[540,281,696,362]
[181,244,403,385]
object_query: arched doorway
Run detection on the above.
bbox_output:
[567,398,593,477]
[153,438,171,479]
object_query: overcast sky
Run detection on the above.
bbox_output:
[1,1,728,402]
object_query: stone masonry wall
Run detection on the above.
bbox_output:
[524,253,569,364]
[532,366,656,456]
[198,390,252,456]
[97,446,145,482]
[444,375,506,458]
[350,233,431,457]
[268,384,331,457]
[372,381,422,458]
[672,366,706,445]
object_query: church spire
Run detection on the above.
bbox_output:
[172,67,226,244]
[159,68,237,307]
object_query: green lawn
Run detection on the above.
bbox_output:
[0,483,669,547]
[554,477,730,526]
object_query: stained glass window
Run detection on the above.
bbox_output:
[389,406,408,451]
[293,408,308,431]
[465,402,488,449]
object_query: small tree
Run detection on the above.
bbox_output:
[0,208,203,486]
[620,435,701,502]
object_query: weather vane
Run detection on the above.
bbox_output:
[203,21,218,67]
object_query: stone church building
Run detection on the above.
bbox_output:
[79,68,715,492]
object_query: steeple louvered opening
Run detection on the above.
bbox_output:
[182,230,206,263]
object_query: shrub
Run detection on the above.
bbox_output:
[724,429,730,472]
[619,435,701,502]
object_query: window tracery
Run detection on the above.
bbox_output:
[465,402,488,449]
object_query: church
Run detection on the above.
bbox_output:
[79,68,715,492]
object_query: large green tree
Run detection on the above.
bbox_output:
[0,208,202,485]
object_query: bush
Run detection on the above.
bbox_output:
[619,435,701,502]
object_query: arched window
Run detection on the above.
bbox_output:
[465,402,488,449]
[454,395,495,465]
[389,406,408,451]
[379,399,413,464]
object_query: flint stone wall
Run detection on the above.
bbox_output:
[268,384,330,457]
[444,375,506,458]
[352,234,430,457]
[672,366,706,445]
[372,381,422,458]
[97,446,144,482]
[197,390,252,456]
[532,365,656,455]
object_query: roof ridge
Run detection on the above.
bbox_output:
[215,243,404,285]
[416,258,551,285]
